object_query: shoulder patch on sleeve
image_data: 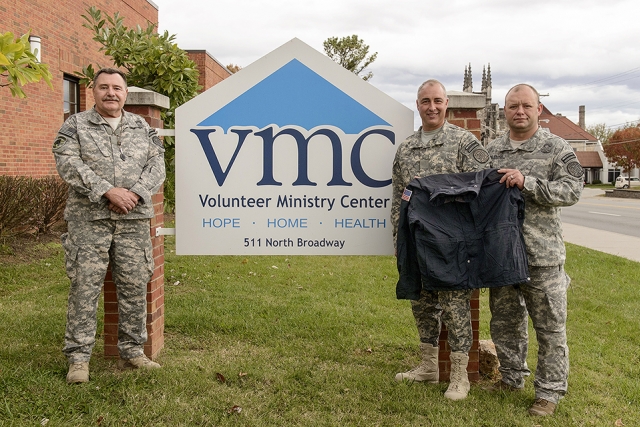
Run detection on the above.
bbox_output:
[561,152,577,164]
[152,135,163,148]
[148,128,164,148]
[59,122,77,138]
[566,161,584,178]
[464,141,480,153]
[53,136,67,150]
[401,188,412,202]
[472,149,490,164]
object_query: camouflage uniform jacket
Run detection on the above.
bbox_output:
[52,108,166,221]
[487,127,583,266]
[391,122,490,244]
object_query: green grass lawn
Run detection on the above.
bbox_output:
[1,237,638,426]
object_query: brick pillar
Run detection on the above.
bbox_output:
[103,87,170,360]
[435,96,486,382]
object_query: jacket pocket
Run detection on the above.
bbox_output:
[144,245,155,277]
[415,234,467,288]
[122,128,149,167]
[61,232,79,282]
[85,129,112,158]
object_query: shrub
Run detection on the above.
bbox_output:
[0,176,38,236]
[0,176,68,236]
[33,176,69,234]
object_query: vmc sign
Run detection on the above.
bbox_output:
[175,38,413,255]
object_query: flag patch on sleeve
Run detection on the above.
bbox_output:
[402,188,412,202]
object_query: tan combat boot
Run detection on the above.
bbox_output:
[67,361,89,384]
[117,355,161,370]
[395,343,439,383]
[444,352,470,400]
[528,398,557,416]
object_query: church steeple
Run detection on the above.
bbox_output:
[485,63,492,98]
[463,65,468,90]
[481,65,487,91]
[463,63,473,92]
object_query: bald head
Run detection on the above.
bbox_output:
[417,79,447,99]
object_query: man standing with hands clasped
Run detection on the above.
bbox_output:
[53,68,166,384]
[391,79,491,400]
[486,84,583,416]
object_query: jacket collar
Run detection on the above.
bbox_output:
[87,107,132,128]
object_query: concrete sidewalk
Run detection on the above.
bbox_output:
[563,222,640,263]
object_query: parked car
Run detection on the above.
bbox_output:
[614,176,640,189]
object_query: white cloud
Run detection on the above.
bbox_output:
[154,0,640,128]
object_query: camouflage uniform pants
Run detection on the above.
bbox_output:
[489,265,569,404]
[411,289,473,353]
[61,219,154,363]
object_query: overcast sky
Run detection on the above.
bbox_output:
[153,0,640,132]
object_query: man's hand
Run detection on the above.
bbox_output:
[498,168,524,190]
[104,188,140,214]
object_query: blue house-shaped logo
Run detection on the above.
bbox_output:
[197,59,389,134]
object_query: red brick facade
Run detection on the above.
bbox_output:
[187,50,232,93]
[448,108,483,141]
[0,0,157,177]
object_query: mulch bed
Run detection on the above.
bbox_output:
[1,226,66,266]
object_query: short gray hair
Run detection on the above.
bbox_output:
[505,84,540,105]
[417,79,447,98]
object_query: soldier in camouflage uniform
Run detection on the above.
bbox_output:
[53,68,166,384]
[486,84,583,416]
[391,80,490,400]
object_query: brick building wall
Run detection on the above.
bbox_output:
[0,0,158,177]
[186,50,232,93]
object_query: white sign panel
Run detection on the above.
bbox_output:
[175,38,413,255]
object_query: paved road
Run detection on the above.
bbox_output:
[561,188,640,262]
[562,188,640,237]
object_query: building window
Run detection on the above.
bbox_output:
[608,169,622,183]
[63,75,80,121]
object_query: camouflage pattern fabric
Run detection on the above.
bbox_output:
[52,108,165,221]
[61,219,154,362]
[411,289,473,351]
[487,127,582,404]
[489,265,570,404]
[486,127,583,266]
[53,107,164,363]
[391,122,490,352]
